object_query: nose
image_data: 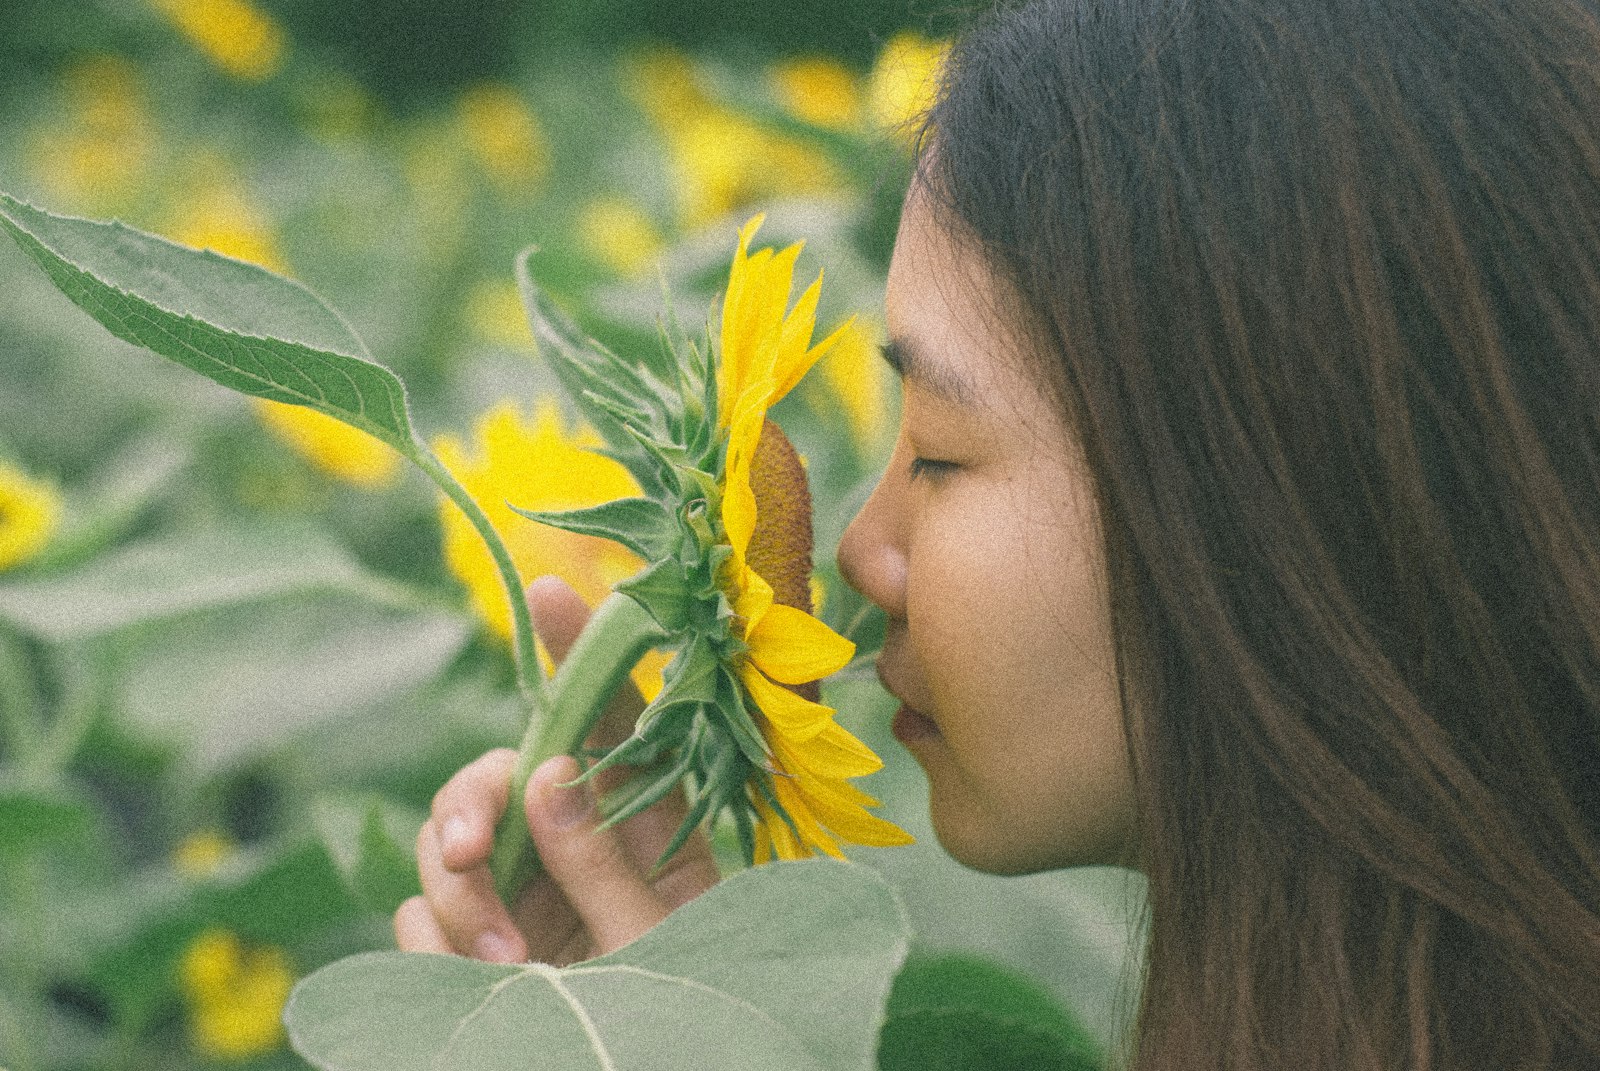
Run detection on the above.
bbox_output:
[837,439,910,620]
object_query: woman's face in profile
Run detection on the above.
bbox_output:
[838,189,1137,874]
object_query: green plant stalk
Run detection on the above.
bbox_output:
[410,448,546,718]
[489,591,667,905]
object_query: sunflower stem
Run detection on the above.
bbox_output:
[489,591,667,905]
[409,448,546,719]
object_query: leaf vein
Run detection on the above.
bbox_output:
[540,965,621,1071]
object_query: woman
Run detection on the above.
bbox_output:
[397,0,1600,1065]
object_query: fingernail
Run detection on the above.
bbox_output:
[539,757,591,830]
[440,816,471,857]
[474,931,520,963]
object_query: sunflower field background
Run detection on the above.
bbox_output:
[0,2,1147,1068]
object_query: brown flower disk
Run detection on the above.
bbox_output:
[746,419,821,702]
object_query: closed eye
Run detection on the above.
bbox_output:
[909,457,959,482]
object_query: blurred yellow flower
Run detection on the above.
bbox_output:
[27,55,156,210]
[165,173,288,274]
[866,31,950,143]
[465,279,535,350]
[768,57,863,131]
[457,84,548,196]
[435,401,668,697]
[173,829,236,878]
[179,928,293,1060]
[0,462,61,573]
[577,197,666,278]
[253,400,403,488]
[148,0,287,81]
[624,47,845,229]
[817,317,892,450]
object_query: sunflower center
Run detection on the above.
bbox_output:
[747,419,814,615]
[746,418,820,702]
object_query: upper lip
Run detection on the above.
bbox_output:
[874,642,930,714]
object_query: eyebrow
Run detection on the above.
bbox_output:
[879,337,981,408]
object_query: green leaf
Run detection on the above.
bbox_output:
[287,859,910,1071]
[0,191,419,456]
[0,779,95,855]
[877,951,1103,1071]
[509,497,678,562]
[87,839,361,1029]
[115,593,472,771]
[315,795,425,916]
[0,521,365,643]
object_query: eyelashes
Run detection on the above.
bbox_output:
[908,457,959,482]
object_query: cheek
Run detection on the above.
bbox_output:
[903,480,1134,870]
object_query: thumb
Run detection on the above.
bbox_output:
[524,756,671,954]
[525,575,591,663]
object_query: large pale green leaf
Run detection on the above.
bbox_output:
[0,521,365,642]
[0,191,419,455]
[116,593,472,770]
[287,859,910,1071]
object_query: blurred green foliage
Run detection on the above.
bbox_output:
[0,3,1141,1069]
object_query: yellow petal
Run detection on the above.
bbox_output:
[746,602,855,684]
[771,776,844,858]
[739,661,834,740]
[751,787,805,861]
[772,719,883,779]
[729,563,774,636]
[785,767,916,847]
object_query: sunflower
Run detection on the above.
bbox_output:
[507,214,912,868]
[713,216,914,859]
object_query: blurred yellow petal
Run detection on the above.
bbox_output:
[817,317,892,449]
[172,830,236,879]
[465,279,534,350]
[768,57,863,131]
[457,83,548,195]
[867,31,950,143]
[253,399,402,488]
[0,463,61,573]
[166,173,289,274]
[178,928,294,1060]
[434,401,665,701]
[578,197,666,278]
[148,0,288,81]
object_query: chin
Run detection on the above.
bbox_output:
[928,796,1138,875]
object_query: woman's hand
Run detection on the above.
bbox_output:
[393,576,722,966]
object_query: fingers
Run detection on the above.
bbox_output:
[415,816,529,962]
[525,755,672,955]
[393,895,452,954]
[430,748,516,872]
[525,575,592,663]
[414,748,527,963]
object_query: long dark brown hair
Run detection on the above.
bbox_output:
[917,0,1600,1067]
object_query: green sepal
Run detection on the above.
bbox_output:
[508,497,679,562]
[652,732,743,872]
[596,729,703,833]
[568,702,697,785]
[576,639,721,782]
[615,556,694,632]
[716,663,773,769]
[731,797,757,865]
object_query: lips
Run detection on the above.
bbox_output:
[876,650,940,742]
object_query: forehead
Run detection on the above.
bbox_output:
[884,192,1041,412]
